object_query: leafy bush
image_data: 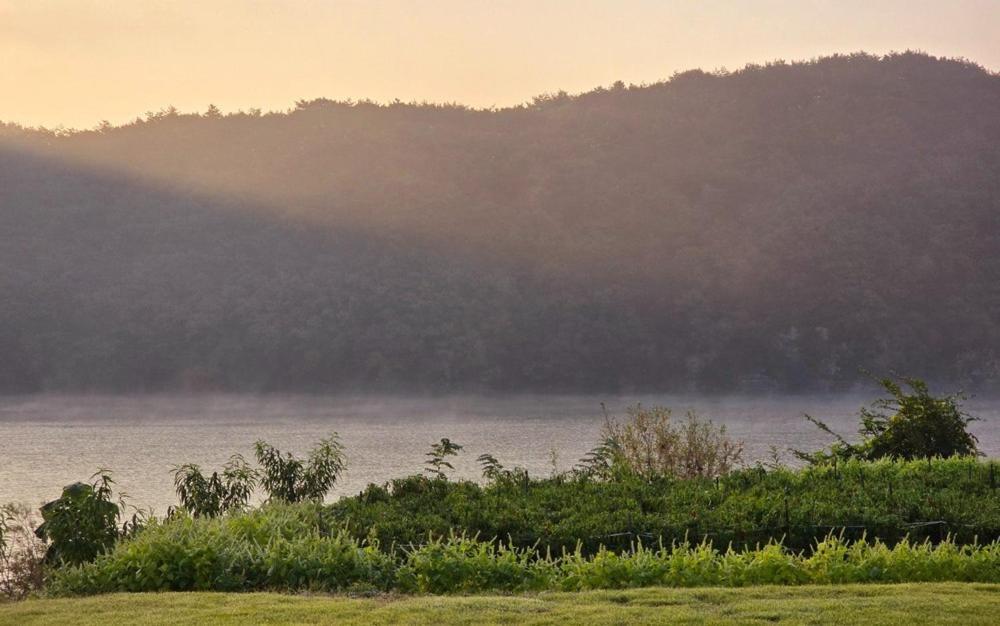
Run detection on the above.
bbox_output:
[47,504,393,595]
[254,435,346,503]
[34,472,125,566]
[797,377,980,463]
[396,535,555,593]
[602,405,744,479]
[172,455,257,518]
[46,509,1000,595]
[330,457,1000,555]
[48,504,388,594]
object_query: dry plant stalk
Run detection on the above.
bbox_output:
[602,405,744,479]
[1,504,46,600]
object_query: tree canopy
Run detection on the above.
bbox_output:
[2,52,999,393]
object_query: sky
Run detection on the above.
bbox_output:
[2,0,999,129]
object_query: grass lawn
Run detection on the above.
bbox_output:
[2,584,998,625]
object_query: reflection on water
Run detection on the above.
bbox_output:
[1,393,997,513]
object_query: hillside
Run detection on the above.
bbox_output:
[2,52,999,393]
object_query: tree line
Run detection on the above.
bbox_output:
[1,52,999,393]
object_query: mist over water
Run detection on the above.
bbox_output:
[2,393,997,513]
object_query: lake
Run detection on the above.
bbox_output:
[1,393,997,513]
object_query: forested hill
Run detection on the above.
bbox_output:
[2,52,999,394]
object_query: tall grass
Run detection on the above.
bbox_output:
[47,505,1000,595]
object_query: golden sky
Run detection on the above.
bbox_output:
[2,0,999,129]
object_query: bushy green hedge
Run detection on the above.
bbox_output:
[329,457,1000,554]
[48,505,394,594]
[49,504,1000,595]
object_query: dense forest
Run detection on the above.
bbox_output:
[1,52,999,394]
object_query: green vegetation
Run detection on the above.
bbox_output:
[3,389,997,603]
[424,439,464,480]
[172,456,257,519]
[2,584,997,625]
[322,397,993,555]
[252,435,346,504]
[332,457,1000,554]
[3,53,1000,394]
[172,435,347,518]
[45,507,1000,595]
[2,584,998,625]
[33,472,130,567]
[797,376,981,463]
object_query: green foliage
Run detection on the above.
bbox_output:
[424,438,462,480]
[34,471,123,566]
[476,454,529,486]
[574,436,620,480]
[557,536,1000,590]
[48,504,394,594]
[5,53,1000,395]
[396,535,556,593]
[172,455,257,518]
[476,454,505,482]
[797,377,980,463]
[330,457,1000,556]
[46,505,1000,595]
[254,435,346,503]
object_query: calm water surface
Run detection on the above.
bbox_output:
[1,393,997,513]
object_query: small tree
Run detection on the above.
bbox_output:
[424,438,462,479]
[254,435,346,503]
[477,453,505,482]
[34,471,122,566]
[796,376,980,463]
[172,454,257,517]
[477,453,529,484]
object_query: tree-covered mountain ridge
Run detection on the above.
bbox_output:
[2,51,999,393]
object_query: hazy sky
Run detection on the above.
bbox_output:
[2,0,999,129]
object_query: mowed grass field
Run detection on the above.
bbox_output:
[2,584,998,625]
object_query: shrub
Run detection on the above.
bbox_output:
[34,471,124,566]
[172,454,257,518]
[254,434,346,503]
[602,405,744,479]
[796,376,980,463]
[396,535,555,593]
[47,504,393,595]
